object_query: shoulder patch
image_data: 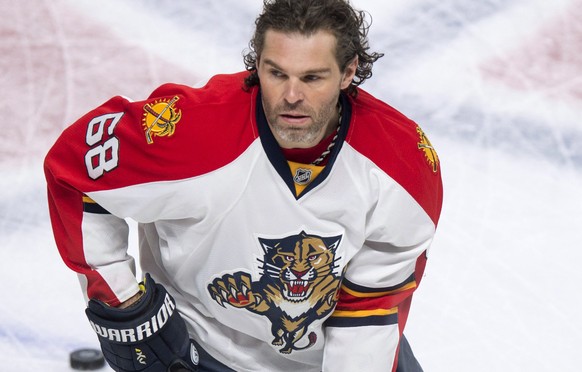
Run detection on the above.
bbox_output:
[142,96,182,144]
[416,126,439,173]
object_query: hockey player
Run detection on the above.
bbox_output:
[44,0,443,371]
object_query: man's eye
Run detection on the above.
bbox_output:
[271,70,284,78]
[304,75,320,82]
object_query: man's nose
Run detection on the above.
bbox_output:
[283,78,304,105]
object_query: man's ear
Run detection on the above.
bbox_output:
[340,56,358,90]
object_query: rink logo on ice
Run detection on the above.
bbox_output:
[207,231,343,354]
[416,126,439,173]
[89,293,176,343]
[142,95,182,144]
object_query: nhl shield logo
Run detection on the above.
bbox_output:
[293,168,312,185]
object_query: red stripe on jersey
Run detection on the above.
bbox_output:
[45,169,118,304]
[46,72,259,194]
[347,90,443,226]
[335,282,416,313]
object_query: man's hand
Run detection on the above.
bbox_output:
[86,274,199,372]
[118,290,144,309]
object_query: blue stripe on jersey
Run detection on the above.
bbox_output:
[342,274,416,295]
[83,201,111,214]
[325,313,398,328]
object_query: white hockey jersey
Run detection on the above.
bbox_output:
[45,72,443,371]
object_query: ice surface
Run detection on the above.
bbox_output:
[1,0,581,370]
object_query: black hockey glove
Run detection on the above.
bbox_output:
[86,274,199,372]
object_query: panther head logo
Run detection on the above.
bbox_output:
[258,232,341,302]
[208,231,343,354]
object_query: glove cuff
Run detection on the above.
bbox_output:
[87,274,177,344]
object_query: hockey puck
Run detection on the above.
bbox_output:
[70,348,106,370]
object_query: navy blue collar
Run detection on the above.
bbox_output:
[256,92,352,199]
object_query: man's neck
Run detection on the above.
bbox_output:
[280,126,337,165]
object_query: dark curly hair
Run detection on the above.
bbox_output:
[243,0,384,96]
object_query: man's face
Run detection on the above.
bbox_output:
[257,29,356,149]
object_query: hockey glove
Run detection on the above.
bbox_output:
[86,274,199,372]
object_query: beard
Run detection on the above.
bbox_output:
[263,95,339,148]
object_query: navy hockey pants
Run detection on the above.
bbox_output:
[192,335,423,371]
[396,335,424,372]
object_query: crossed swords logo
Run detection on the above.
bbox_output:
[143,96,181,144]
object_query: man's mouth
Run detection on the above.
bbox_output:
[280,113,310,124]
